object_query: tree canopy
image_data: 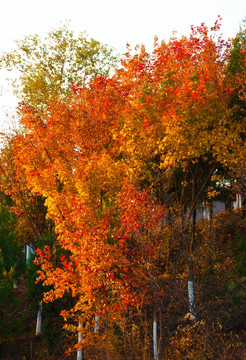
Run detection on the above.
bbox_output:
[0,19,245,359]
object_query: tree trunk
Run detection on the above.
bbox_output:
[233,193,242,210]
[26,244,35,264]
[26,245,43,336]
[94,314,100,333]
[153,305,158,360]
[187,168,197,321]
[188,261,196,320]
[35,302,42,335]
[77,321,83,360]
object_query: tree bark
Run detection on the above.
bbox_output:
[94,314,100,333]
[153,304,158,360]
[35,302,42,335]
[77,321,83,360]
[188,261,196,320]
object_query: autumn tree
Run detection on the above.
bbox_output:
[0,21,120,262]
[0,24,119,342]
[9,76,127,348]
[0,22,118,107]
[116,19,245,321]
[227,20,246,213]
[2,18,245,359]
[6,67,168,357]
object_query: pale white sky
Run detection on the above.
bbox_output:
[0,0,246,133]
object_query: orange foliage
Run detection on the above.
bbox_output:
[3,20,245,357]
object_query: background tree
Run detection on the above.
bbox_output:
[227,19,246,214]
[0,194,24,341]
[0,137,53,253]
[0,22,119,107]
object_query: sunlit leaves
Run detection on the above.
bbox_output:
[1,19,246,355]
[0,23,119,107]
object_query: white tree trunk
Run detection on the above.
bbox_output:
[153,306,158,360]
[77,321,83,360]
[26,244,35,264]
[36,301,42,335]
[202,202,210,220]
[188,280,196,320]
[94,314,100,333]
[26,244,43,336]
[233,193,242,210]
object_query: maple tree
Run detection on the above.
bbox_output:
[117,19,240,203]
[115,19,245,324]
[34,183,165,328]
[0,26,120,350]
[7,71,168,356]
[1,18,246,359]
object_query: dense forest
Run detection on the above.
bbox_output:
[0,19,245,359]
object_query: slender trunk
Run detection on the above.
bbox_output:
[26,244,43,336]
[94,314,100,333]
[77,322,83,360]
[26,244,35,264]
[153,305,158,360]
[187,168,197,321]
[36,302,42,335]
[202,201,210,220]
[188,262,196,320]
[233,193,242,210]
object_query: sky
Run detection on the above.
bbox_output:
[0,0,246,133]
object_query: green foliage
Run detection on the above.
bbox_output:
[229,232,246,304]
[0,250,20,339]
[0,197,25,340]
[235,232,246,276]
[0,196,24,283]
[0,22,119,107]
[227,19,246,128]
[228,20,246,75]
